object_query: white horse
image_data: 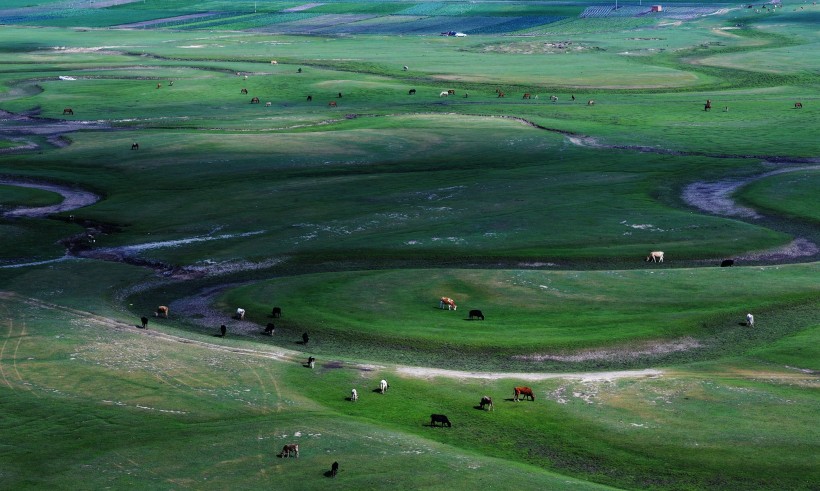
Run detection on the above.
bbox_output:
[379,379,389,394]
[646,251,664,263]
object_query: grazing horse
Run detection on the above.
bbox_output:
[479,396,494,411]
[271,306,282,318]
[236,308,245,320]
[646,251,664,263]
[379,379,389,394]
[306,95,312,102]
[704,99,712,111]
[439,91,449,97]
[155,305,169,318]
[409,89,416,95]
[328,101,337,107]
[307,356,315,369]
[430,414,452,427]
[746,313,754,327]
[240,88,248,94]
[131,142,139,150]
[279,444,299,458]
[331,461,339,477]
[794,102,803,109]
[62,108,74,115]
[523,93,532,99]
[440,297,457,311]
[250,97,260,104]
[514,386,535,402]
[587,100,595,105]
[140,316,148,329]
[468,309,484,320]
[720,259,735,267]
[351,388,358,401]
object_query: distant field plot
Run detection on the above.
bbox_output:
[523,17,659,34]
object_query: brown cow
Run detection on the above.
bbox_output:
[795,102,803,109]
[513,386,535,402]
[328,101,337,107]
[523,93,532,99]
[155,305,169,318]
[251,97,260,104]
[62,108,74,115]
[479,395,494,410]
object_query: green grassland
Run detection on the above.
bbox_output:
[0,1,818,489]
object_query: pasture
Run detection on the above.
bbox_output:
[0,1,818,489]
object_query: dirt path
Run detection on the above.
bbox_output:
[0,178,100,218]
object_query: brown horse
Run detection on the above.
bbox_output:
[278,444,299,458]
[513,386,535,402]
[62,108,74,115]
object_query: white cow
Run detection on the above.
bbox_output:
[236,308,246,320]
[646,251,664,263]
[439,91,449,97]
[746,313,754,327]
[379,379,389,394]
[351,388,358,401]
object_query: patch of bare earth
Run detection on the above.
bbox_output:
[515,337,702,363]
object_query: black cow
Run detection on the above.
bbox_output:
[264,323,275,335]
[220,324,227,337]
[409,89,416,95]
[307,356,315,369]
[468,309,484,320]
[271,306,282,318]
[140,316,148,329]
[302,332,310,344]
[720,259,735,267]
[430,414,452,427]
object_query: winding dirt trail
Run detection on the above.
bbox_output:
[0,178,100,218]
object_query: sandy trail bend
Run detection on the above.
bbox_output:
[0,178,100,218]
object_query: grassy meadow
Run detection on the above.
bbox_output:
[0,1,818,489]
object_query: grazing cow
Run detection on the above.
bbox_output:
[220,324,227,337]
[403,65,408,71]
[447,89,455,95]
[270,60,277,64]
[746,313,754,327]
[297,68,301,73]
[351,388,358,401]
[523,93,532,99]
[156,83,162,89]
[430,414,452,427]
[236,308,245,320]
[704,99,712,111]
[264,323,275,335]
[479,396,494,411]
[331,461,339,477]
[794,102,803,109]
[468,309,484,320]
[439,91,449,97]
[302,332,310,344]
[513,386,535,402]
[439,297,457,311]
[244,75,248,80]
[279,444,299,458]
[409,89,416,95]
[168,80,173,86]
[328,101,337,107]
[155,305,169,318]
[62,108,74,115]
[131,142,139,150]
[587,100,595,105]
[497,91,505,98]
[307,356,315,369]
[720,259,735,267]
[646,251,664,263]
[272,306,282,318]
[571,94,576,101]
[306,95,312,102]
[550,95,558,102]
[240,88,248,94]
[251,97,260,104]
[265,101,271,107]
[140,316,148,329]
[379,379,389,394]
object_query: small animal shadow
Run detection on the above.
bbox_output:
[213,334,225,338]
[345,396,355,402]
[372,388,383,393]
[738,322,748,326]
[472,405,485,410]
[503,398,517,402]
